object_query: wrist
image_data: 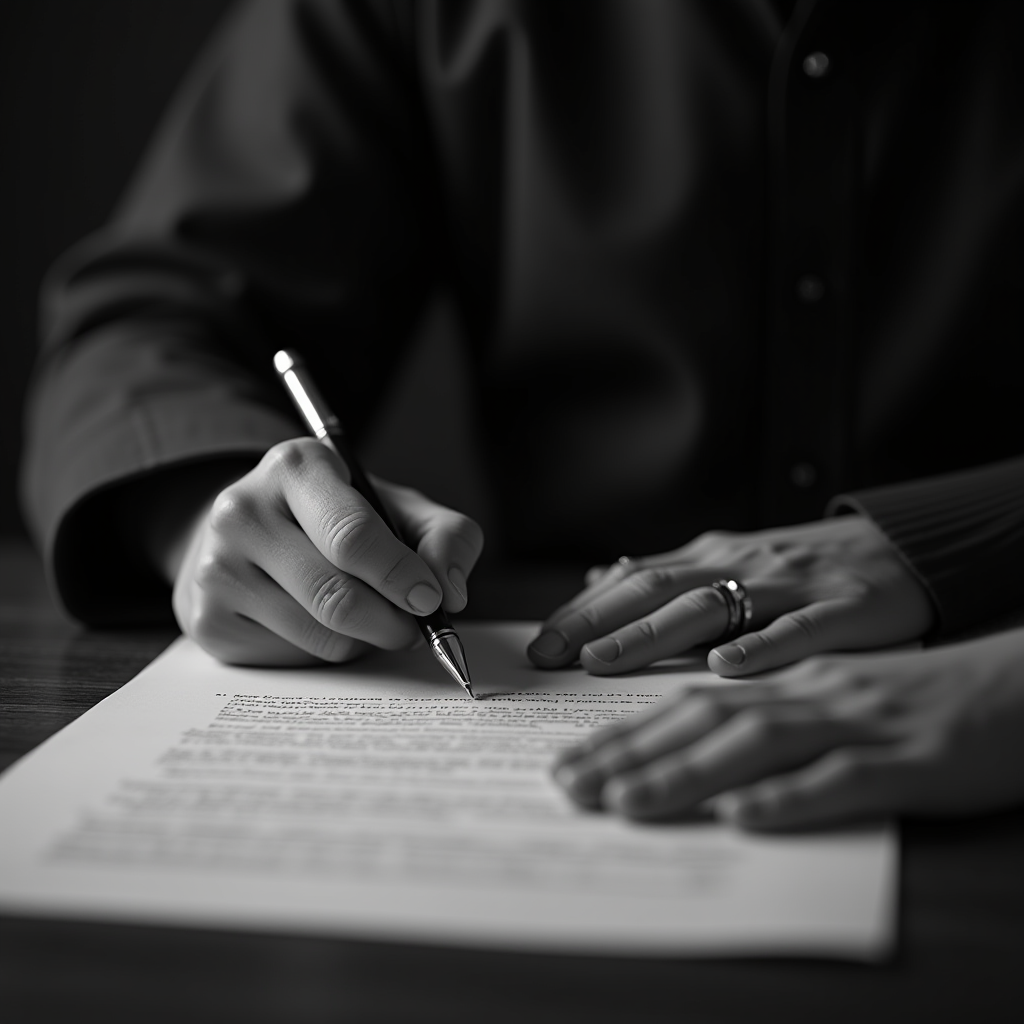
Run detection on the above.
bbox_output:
[129,459,255,585]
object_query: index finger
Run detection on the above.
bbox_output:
[270,441,443,616]
[528,564,718,667]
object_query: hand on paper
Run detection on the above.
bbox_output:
[528,516,933,677]
[553,629,1024,828]
[166,438,483,665]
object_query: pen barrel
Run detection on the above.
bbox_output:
[274,349,454,640]
[274,350,402,536]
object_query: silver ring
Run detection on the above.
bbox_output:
[613,555,637,577]
[709,579,753,643]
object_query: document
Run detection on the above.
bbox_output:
[0,623,895,958]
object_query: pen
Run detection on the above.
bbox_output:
[273,349,475,698]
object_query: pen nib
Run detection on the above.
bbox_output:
[429,629,475,698]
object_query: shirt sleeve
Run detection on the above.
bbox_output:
[20,0,436,623]
[828,456,1024,637]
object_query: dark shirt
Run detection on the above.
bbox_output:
[21,0,1024,631]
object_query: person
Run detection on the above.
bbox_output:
[21,0,1024,828]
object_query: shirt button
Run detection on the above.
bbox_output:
[796,275,824,303]
[790,462,818,488]
[803,51,831,78]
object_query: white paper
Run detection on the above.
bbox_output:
[0,622,896,958]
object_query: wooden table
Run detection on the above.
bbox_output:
[1,538,1020,1024]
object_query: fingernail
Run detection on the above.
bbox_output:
[447,566,467,602]
[712,643,746,666]
[529,629,568,659]
[406,582,442,614]
[583,637,621,664]
[554,765,577,789]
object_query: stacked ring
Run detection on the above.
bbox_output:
[709,579,754,643]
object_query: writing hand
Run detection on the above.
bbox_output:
[169,438,483,665]
[527,516,933,677]
[553,629,1024,828]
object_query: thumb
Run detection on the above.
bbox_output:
[374,478,485,612]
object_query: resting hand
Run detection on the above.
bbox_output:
[553,629,1024,828]
[527,516,933,676]
[168,438,483,665]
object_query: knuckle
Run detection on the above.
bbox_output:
[691,530,721,552]
[799,655,832,677]
[634,618,659,644]
[845,670,878,695]
[736,708,779,742]
[732,541,760,563]
[700,529,727,545]
[262,437,321,478]
[750,628,779,651]
[192,550,235,592]
[208,487,259,535]
[778,544,814,571]
[814,661,863,694]
[310,573,366,630]
[791,656,846,692]
[692,528,733,552]
[628,568,675,598]
[575,603,605,632]
[783,610,821,643]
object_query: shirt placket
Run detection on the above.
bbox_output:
[760,0,860,526]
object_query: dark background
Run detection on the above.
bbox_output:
[1,1,232,539]
[0,0,490,552]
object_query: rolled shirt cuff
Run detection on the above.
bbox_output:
[828,457,1024,636]
[23,385,299,625]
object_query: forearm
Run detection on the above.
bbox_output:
[22,0,433,624]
